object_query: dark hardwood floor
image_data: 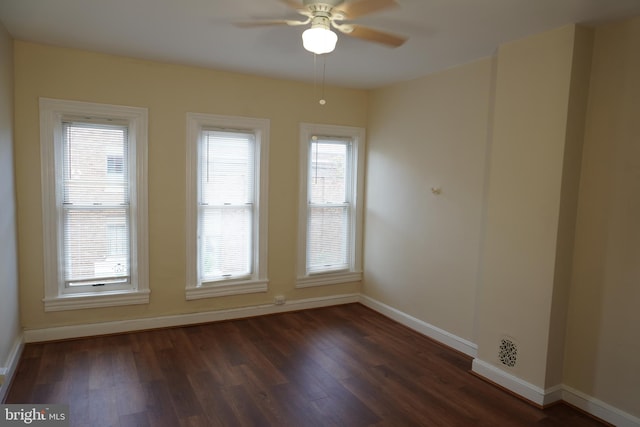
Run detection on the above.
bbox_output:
[7,304,606,427]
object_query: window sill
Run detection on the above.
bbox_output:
[186,279,268,300]
[296,271,362,288]
[43,289,150,312]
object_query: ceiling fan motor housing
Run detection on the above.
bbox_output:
[303,0,344,8]
[310,15,332,30]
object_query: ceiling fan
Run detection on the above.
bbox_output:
[236,0,407,55]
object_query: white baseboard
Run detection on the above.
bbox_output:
[0,335,24,403]
[359,294,478,357]
[562,384,640,427]
[472,359,640,426]
[23,293,360,343]
[471,358,561,406]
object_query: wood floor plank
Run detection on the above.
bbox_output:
[341,373,426,427]
[268,382,331,427]
[6,304,607,427]
[142,379,183,427]
[118,411,150,427]
[186,371,238,427]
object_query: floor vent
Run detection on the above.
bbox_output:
[498,337,518,368]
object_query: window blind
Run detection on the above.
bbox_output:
[62,121,130,287]
[199,129,255,282]
[307,138,351,273]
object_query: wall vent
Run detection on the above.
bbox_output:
[498,337,518,368]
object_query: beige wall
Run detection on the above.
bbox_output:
[364,58,493,342]
[476,25,585,389]
[0,22,20,386]
[564,16,640,418]
[14,41,367,330]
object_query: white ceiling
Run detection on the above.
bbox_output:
[1,0,640,89]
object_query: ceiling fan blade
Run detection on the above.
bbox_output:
[235,19,310,28]
[280,0,305,10]
[339,24,407,47]
[334,0,399,20]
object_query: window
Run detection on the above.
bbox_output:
[186,113,269,299]
[40,98,149,311]
[297,123,365,287]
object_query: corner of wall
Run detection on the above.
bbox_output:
[0,335,24,403]
[0,16,23,406]
[544,22,595,389]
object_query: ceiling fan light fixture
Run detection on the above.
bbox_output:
[302,26,338,54]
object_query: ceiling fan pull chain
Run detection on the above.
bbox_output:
[313,53,318,102]
[320,54,327,106]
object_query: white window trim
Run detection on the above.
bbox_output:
[186,113,269,300]
[296,123,365,288]
[39,98,149,311]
